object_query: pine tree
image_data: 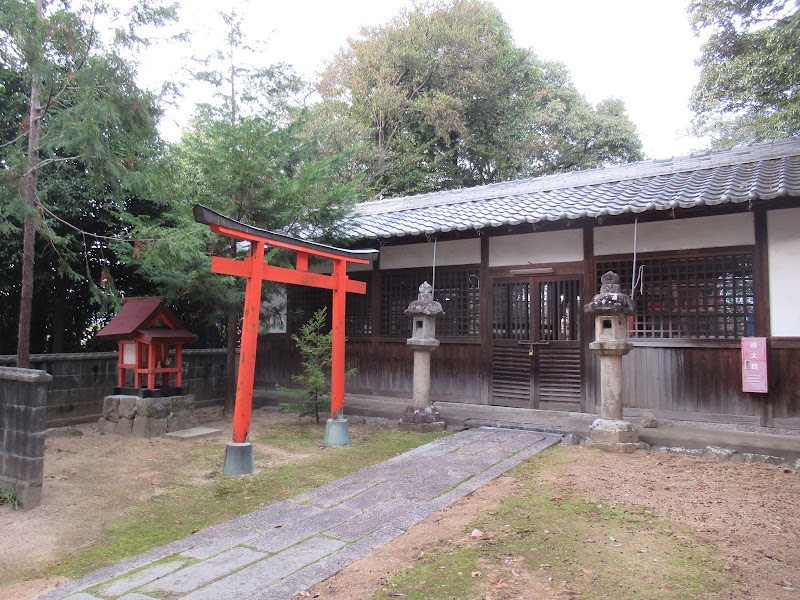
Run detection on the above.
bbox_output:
[280,308,355,423]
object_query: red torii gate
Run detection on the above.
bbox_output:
[194,205,379,474]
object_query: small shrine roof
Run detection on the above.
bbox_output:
[137,328,198,343]
[96,297,195,341]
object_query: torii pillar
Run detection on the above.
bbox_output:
[194,205,379,475]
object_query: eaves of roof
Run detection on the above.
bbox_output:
[351,138,800,240]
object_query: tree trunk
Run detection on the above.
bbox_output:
[17,0,43,368]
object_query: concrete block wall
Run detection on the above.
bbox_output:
[0,366,52,510]
[0,349,230,427]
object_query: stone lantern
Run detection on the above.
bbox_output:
[399,282,446,432]
[584,272,647,452]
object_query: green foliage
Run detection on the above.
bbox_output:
[124,10,364,353]
[318,0,643,197]
[280,307,355,423]
[0,0,178,353]
[690,0,800,146]
[0,483,20,510]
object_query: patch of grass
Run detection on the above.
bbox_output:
[252,421,324,452]
[375,446,732,600]
[372,549,480,600]
[0,483,20,510]
[47,424,445,579]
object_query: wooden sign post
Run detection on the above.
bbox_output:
[194,205,378,475]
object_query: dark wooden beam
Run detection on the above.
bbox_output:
[582,226,596,414]
[479,235,491,405]
[753,209,773,427]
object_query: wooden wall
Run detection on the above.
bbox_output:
[257,333,800,428]
[255,337,483,403]
[585,340,800,428]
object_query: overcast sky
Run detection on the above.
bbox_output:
[140,0,709,159]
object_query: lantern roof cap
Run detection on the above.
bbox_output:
[584,271,634,315]
[405,282,444,317]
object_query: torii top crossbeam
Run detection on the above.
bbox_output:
[194,205,379,445]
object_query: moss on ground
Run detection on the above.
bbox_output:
[47,423,444,579]
[371,447,732,600]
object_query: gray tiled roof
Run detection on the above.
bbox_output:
[352,138,800,239]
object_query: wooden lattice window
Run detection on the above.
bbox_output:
[381,267,480,338]
[287,284,330,333]
[287,273,372,337]
[346,273,372,337]
[493,281,530,341]
[596,252,754,339]
[538,279,581,342]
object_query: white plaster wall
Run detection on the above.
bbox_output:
[488,229,583,267]
[347,262,372,272]
[768,208,800,336]
[380,238,481,270]
[308,260,372,274]
[594,213,754,256]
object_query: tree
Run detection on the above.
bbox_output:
[124,10,363,413]
[317,0,643,197]
[690,0,800,146]
[279,307,355,423]
[0,0,177,365]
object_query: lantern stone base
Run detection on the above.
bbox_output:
[398,405,446,433]
[584,418,649,453]
[97,394,196,437]
[324,416,351,446]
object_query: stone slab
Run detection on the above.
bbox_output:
[248,506,356,553]
[99,560,187,597]
[40,428,559,600]
[164,427,223,440]
[142,547,265,595]
[180,526,260,560]
[327,497,417,542]
[182,536,345,600]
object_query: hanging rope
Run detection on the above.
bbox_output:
[630,218,645,304]
[37,200,160,244]
[431,237,437,297]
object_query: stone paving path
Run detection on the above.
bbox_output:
[36,428,559,600]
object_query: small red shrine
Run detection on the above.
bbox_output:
[97,297,198,395]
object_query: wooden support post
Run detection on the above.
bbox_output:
[330,259,347,418]
[118,341,125,387]
[135,341,142,388]
[232,241,265,443]
[479,235,491,404]
[175,344,183,387]
[754,209,773,427]
[147,340,156,390]
[296,252,309,272]
[582,226,596,414]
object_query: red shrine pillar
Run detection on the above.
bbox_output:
[325,258,350,444]
[224,240,265,474]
